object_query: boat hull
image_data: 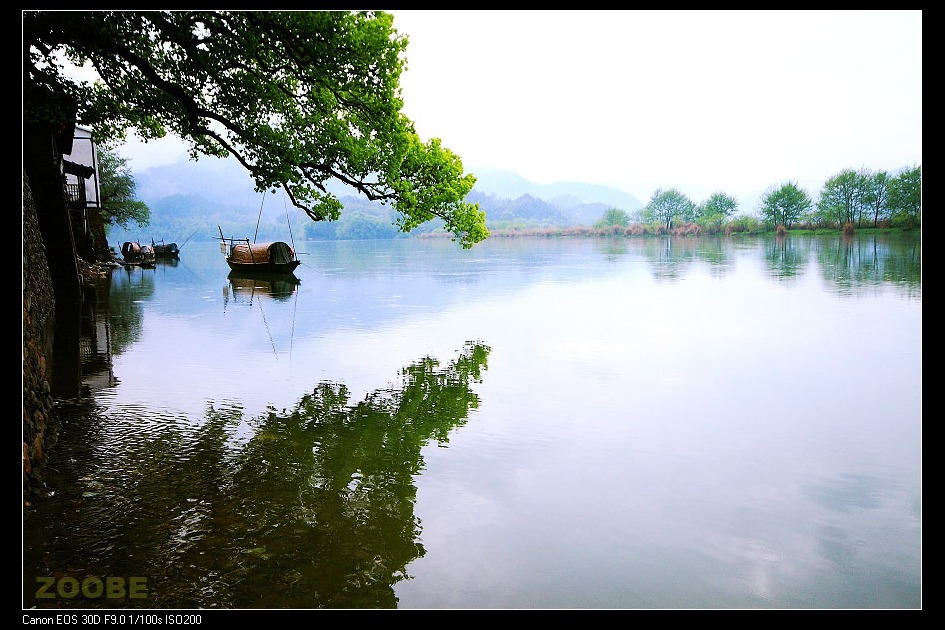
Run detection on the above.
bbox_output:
[225,260,301,274]
[121,241,156,266]
[152,241,180,258]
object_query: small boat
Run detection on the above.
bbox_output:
[151,238,180,259]
[218,227,301,275]
[120,241,156,267]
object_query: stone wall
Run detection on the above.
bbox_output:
[22,170,57,499]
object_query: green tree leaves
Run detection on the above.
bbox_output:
[696,192,738,231]
[760,182,812,228]
[816,166,920,229]
[24,10,489,248]
[887,165,921,228]
[640,188,694,230]
[98,146,150,229]
[593,208,632,229]
[816,169,865,227]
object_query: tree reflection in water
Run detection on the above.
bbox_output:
[27,342,490,610]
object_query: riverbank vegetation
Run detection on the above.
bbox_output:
[422,220,918,241]
[421,164,922,240]
[108,162,921,246]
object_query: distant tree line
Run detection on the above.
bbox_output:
[586,165,921,237]
[810,166,921,230]
[105,161,921,242]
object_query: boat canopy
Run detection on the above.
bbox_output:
[121,241,153,257]
[229,241,295,265]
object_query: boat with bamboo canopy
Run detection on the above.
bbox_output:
[216,191,301,275]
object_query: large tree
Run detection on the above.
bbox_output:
[24,10,488,248]
[695,192,738,232]
[640,188,694,230]
[593,207,632,229]
[760,181,811,229]
[888,165,922,227]
[97,147,150,230]
[816,169,867,228]
[863,170,891,228]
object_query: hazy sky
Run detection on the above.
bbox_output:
[117,9,922,207]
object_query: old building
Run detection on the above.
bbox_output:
[23,121,110,497]
[62,125,106,261]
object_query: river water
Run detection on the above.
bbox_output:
[23,233,922,610]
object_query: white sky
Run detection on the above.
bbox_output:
[118,9,922,206]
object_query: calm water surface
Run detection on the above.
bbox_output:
[23,234,922,610]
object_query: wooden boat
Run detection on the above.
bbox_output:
[151,238,180,259]
[120,241,156,267]
[218,228,301,275]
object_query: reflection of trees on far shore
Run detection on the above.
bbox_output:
[763,235,809,281]
[617,233,919,294]
[637,236,732,281]
[641,236,700,282]
[25,341,491,610]
[760,232,921,295]
[816,233,921,297]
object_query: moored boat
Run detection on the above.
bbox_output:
[120,241,156,267]
[217,228,301,275]
[151,238,180,259]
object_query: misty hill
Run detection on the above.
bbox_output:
[111,155,643,245]
[469,167,642,213]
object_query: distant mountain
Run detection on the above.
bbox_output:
[135,155,291,217]
[116,156,642,244]
[136,157,641,210]
[469,167,643,212]
[466,191,571,225]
